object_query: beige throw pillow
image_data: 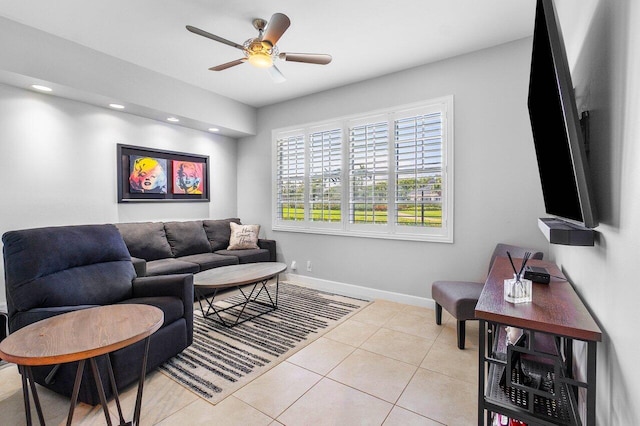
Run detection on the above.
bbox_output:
[227,222,260,250]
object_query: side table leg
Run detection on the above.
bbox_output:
[105,355,126,424]
[19,366,33,426]
[133,336,152,426]
[89,358,113,426]
[67,359,86,426]
[24,366,46,426]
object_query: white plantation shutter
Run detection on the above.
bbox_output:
[394,111,443,228]
[273,96,453,242]
[276,134,305,221]
[309,128,342,222]
[349,120,389,224]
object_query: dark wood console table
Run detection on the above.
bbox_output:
[475,257,601,426]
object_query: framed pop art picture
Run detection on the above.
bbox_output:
[117,144,209,202]
[172,160,204,195]
[129,156,168,194]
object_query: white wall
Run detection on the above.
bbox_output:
[551,0,640,423]
[0,83,238,303]
[237,38,548,303]
[0,16,257,137]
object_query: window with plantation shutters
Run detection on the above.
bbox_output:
[273,96,453,243]
[276,133,305,222]
[349,120,389,225]
[309,128,342,222]
[394,110,443,228]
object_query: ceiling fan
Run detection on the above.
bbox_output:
[186,13,332,83]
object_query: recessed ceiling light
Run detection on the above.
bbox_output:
[167,117,180,123]
[31,84,52,92]
[109,103,125,109]
[208,127,220,132]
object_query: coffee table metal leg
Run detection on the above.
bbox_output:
[252,278,278,309]
[197,287,231,326]
[234,282,265,325]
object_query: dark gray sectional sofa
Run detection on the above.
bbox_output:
[115,218,276,277]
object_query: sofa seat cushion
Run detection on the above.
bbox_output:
[118,296,184,326]
[179,253,239,270]
[145,258,200,276]
[164,221,211,257]
[214,248,271,264]
[116,222,173,261]
[203,218,240,251]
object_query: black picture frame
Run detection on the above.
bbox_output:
[117,144,210,202]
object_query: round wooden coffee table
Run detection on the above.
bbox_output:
[193,262,287,327]
[0,304,163,426]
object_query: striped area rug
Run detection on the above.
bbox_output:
[159,282,370,404]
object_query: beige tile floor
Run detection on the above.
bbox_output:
[0,298,480,426]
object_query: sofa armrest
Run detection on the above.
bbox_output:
[132,274,194,344]
[131,256,147,277]
[132,274,193,301]
[258,239,277,262]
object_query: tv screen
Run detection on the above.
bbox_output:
[527,0,598,228]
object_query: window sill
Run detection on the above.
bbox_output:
[272,224,453,243]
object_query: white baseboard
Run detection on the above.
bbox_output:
[281,273,436,309]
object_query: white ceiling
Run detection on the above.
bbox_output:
[0,0,536,108]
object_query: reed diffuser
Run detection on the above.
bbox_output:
[504,251,533,303]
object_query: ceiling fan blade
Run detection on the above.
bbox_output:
[279,52,332,65]
[209,58,246,71]
[186,25,245,50]
[268,64,286,83]
[262,13,290,46]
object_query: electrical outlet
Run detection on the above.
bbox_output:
[306,260,312,272]
[291,260,297,270]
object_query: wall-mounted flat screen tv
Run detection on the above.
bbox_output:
[528,0,598,229]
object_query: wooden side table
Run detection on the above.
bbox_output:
[0,304,163,426]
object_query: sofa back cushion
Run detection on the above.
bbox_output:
[164,221,211,257]
[203,218,241,251]
[2,224,135,316]
[116,222,173,261]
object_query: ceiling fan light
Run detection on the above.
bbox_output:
[248,52,273,68]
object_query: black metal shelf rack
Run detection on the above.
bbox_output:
[480,323,594,426]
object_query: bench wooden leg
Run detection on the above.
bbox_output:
[435,303,442,325]
[457,320,466,349]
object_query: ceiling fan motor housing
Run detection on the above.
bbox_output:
[244,38,278,67]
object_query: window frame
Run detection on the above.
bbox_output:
[272,96,454,243]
